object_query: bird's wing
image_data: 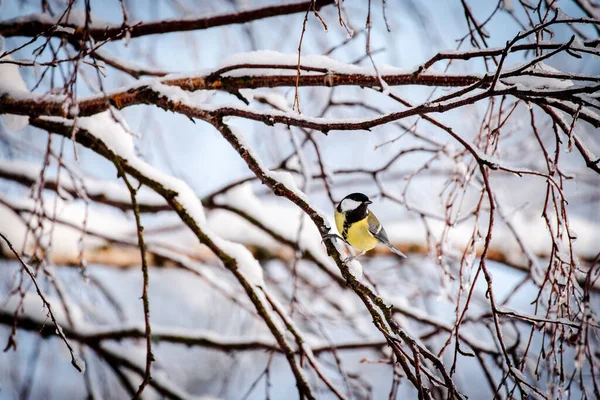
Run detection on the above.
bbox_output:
[367,211,390,243]
[367,212,407,258]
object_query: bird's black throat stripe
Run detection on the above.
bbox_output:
[342,220,350,240]
[342,204,369,240]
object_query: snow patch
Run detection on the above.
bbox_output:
[0,52,30,131]
[346,259,363,279]
[502,62,574,89]
[220,50,413,77]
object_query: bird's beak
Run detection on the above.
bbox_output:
[365,200,373,205]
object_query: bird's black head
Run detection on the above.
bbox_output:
[344,193,371,204]
[337,193,372,222]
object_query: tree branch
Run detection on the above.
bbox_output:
[0,0,335,41]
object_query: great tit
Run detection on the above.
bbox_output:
[333,193,407,260]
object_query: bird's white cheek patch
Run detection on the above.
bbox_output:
[340,198,363,212]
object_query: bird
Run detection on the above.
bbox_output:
[333,193,407,261]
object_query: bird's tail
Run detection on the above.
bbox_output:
[386,242,407,258]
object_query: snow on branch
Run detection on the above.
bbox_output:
[0,63,486,119]
[2,62,597,139]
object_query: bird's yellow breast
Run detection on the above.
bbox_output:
[335,211,379,252]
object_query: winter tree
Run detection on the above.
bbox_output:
[0,0,598,399]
